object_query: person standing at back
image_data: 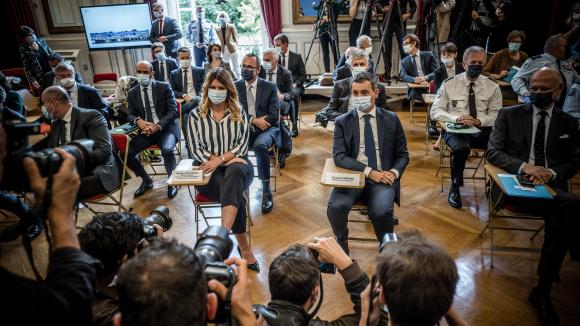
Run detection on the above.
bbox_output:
[189,6,218,67]
[149,3,183,59]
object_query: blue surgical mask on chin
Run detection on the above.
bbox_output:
[352,96,372,112]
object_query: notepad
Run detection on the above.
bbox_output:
[497,174,553,199]
[173,159,211,181]
[445,123,480,134]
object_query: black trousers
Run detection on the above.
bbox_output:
[319,32,338,73]
[385,21,406,77]
[349,18,370,46]
[127,131,177,182]
[196,157,254,234]
[443,127,491,187]
[327,180,396,243]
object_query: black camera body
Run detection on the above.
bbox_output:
[142,206,173,239]
[314,111,329,128]
[194,226,236,324]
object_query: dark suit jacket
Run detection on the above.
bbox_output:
[125,81,179,139]
[45,107,119,192]
[235,78,280,128]
[41,71,84,90]
[77,84,107,113]
[169,67,206,99]
[152,58,179,82]
[433,62,464,93]
[333,107,409,204]
[258,65,296,115]
[334,54,375,79]
[487,104,579,190]
[400,51,438,100]
[326,77,388,119]
[149,17,183,55]
[285,51,307,85]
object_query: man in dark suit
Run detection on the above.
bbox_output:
[42,53,83,90]
[327,72,409,253]
[399,34,438,101]
[151,42,179,83]
[169,47,206,158]
[235,53,280,214]
[259,48,296,166]
[383,0,417,78]
[487,67,580,326]
[274,33,307,135]
[123,61,180,199]
[333,36,375,81]
[318,50,388,122]
[149,3,183,59]
[38,86,120,198]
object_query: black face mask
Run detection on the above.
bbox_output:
[241,69,254,81]
[530,91,554,108]
[466,64,484,79]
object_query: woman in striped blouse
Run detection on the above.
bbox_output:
[186,68,259,271]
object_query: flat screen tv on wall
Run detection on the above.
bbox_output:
[80,3,152,51]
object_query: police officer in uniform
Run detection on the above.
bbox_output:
[512,34,579,107]
[431,46,502,209]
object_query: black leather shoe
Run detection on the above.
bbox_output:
[167,185,178,199]
[428,125,439,137]
[448,184,462,209]
[278,154,286,169]
[134,180,153,198]
[529,287,560,326]
[291,128,299,138]
[261,192,273,214]
[247,261,260,272]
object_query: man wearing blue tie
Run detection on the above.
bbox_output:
[327,72,409,254]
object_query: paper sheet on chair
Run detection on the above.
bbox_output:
[325,172,360,187]
[173,159,203,181]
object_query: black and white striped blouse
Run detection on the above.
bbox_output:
[186,107,250,163]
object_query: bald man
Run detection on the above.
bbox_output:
[487,67,580,325]
[123,61,179,199]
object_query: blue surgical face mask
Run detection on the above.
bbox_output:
[156,51,167,61]
[137,73,151,87]
[42,105,54,120]
[219,17,226,25]
[262,61,273,71]
[352,96,372,112]
[208,89,228,104]
[508,42,521,52]
[25,34,37,44]
[241,69,254,81]
[59,77,76,89]
[351,66,367,77]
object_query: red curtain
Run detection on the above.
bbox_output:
[260,0,282,45]
[0,0,37,69]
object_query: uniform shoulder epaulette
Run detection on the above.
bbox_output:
[530,54,543,60]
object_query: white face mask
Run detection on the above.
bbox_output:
[59,77,75,89]
[136,74,151,87]
[211,51,221,60]
[352,96,372,112]
[441,56,455,65]
[180,59,192,69]
[262,61,273,71]
[153,10,163,18]
[364,47,373,54]
[275,46,285,55]
[208,89,228,104]
[403,44,413,54]
[351,66,367,77]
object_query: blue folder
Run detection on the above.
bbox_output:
[497,174,553,199]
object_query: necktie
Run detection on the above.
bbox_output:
[267,72,273,81]
[183,69,188,94]
[247,85,255,116]
[364,114,377,170]
[281,54,286,67]
[468,82,477,118]
[160,62,165,81]
[412,55,419,76]
[54,120,66,145]
[199,20,204,44]
[159,19,164,36]
[534,111,547,167]
[143,87,153,122]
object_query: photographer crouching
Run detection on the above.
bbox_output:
[257,237,369,325]
[0,121,99,325]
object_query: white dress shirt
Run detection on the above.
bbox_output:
[517,105,557,178]
[280,51,289,69]
[245,78,258,117]
[139,84,160,124]
[181,68,196,98]
[430,72,502,127]
[445,64,455,79]
[413,50,424,77]
[356,107,400,178]
[67,84,79,108]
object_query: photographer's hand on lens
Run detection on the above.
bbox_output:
[208,257,256,326]
[359,283,382,326]
[307,237,352,271]
[23,148,81,250]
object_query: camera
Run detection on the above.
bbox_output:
[379,232,399,252]
[314,111,329,128]
[194,226,236,323]
[142,206,172,239]
[309,247,336,274]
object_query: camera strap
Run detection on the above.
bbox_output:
[307,274,324,321]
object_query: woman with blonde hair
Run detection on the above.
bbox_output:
[186,68,259,271]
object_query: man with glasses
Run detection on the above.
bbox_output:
[235,54,280,214]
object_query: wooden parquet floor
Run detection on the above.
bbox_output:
[1,111,579,325]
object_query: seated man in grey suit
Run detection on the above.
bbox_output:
[37,86,120,199]
[327,72,409,254]
[170,46,206,157]
[259,48,296,167]
[487,67,580,326]
[149,2,182,58]
[333,35,375,81]
[124,61,180,199]
[54,62,109,122]
[41,53,83,90]
[235,53,280,214]
[317,50,388,123]
[151,42,179,83]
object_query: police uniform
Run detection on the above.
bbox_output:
[563,82,580,123]
[511,53,579,104]
[431,72,502,188]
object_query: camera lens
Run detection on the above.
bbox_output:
[194,226,233,267]
[143,205,172,238]
[380,233,399,252]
